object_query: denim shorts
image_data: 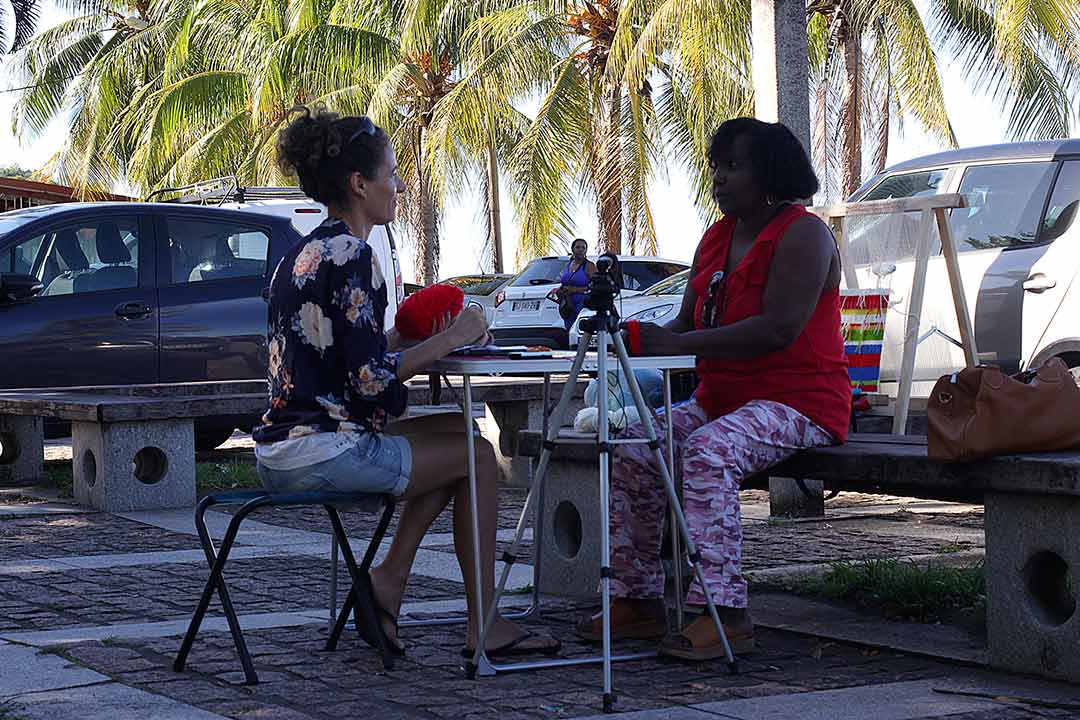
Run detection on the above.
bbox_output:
[256,433,412,497]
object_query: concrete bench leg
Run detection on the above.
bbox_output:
[985,492,1080,683]
[488,398,586,488]
[0,416,44,486]
[768,476,825,518]
[536,458,601,598]
[73,419,196,512]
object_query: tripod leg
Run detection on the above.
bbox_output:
[595,331,615,712]
[664,370,684,630]
[609,333,737,672]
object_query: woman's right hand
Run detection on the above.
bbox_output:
[444,305,489,348]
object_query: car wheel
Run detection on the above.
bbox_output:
[195,424,236,451]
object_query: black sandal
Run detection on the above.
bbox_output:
[460,631,561,659]
[355,577,405,655]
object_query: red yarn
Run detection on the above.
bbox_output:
[394,284,465,340]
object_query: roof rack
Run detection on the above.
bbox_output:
[145,176,309,205]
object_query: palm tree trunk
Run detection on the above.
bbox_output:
[597,83,622,254]
[840,20,862,198]
[416,129,439,285]
[486,137,503,273]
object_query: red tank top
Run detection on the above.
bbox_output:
[690,204,851,442]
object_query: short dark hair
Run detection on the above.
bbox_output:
[708,118,819,202]
[571,238,588,249]
[277,105,390,208]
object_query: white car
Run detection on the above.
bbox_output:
[846,139,1080,393]
[491,255,689,347]
[438,273,513,324]
[568,270,690,347]
[151,178,404,329]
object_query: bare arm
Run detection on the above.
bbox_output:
[640,217,838,357]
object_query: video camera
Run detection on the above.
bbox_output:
[584,251,623,314]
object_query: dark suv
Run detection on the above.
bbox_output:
[0,202,303,448]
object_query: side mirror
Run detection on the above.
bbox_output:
[0,273,44,303]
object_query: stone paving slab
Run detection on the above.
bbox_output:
[45,612,1079,720]
[0,514,198,561]
[0,640,109,695]
[9,681,230,720]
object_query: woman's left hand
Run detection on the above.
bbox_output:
[635,322,684,355]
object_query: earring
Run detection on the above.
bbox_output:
[766,195,775,206]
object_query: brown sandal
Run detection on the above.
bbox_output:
[574,600,667,642]
[658,628,755,661]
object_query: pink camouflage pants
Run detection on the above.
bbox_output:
[609,398,833,608]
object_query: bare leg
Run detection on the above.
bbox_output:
[370,427,553,651]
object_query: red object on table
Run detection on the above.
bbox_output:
[395,284,465,341]
[624,320,642,355]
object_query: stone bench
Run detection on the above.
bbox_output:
[517,430,1080,685]
[0,377,586,511]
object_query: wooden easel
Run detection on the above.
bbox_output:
[810,194,978,434]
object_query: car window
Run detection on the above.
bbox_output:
[950,162,1056,252]
[31,217,142,297]
[441,276,509,295]
[861,170,947,201]
[511,258,567,287]
[621,262,686,291]
[165,217,270,284]
[645,270,690,296]
[5,233,44,275]
[844,169,949,264]
[1041,161,1080,242]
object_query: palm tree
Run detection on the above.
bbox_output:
[4,0,192,195]
[808,0,1080,200]
[453,0,753,263]
[2,0,104,52]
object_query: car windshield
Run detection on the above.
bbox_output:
[644,270,689,296]
[510,258,567,287]
[440,275,510,295]
[0,207,54,238]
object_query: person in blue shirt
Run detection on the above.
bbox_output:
[556,238,596,331]
[253,106,558,659]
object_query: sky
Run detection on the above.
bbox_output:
[0,2,1046,283]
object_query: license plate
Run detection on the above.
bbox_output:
[512,300,541,312]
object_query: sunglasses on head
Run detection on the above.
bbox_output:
[346,116,377,144]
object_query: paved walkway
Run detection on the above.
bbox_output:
[1,467,1077,719]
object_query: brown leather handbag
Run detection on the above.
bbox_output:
[927,357,1080,461]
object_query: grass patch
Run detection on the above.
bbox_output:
[791,558,986,623]
[507,583,534,596]
[196,461,260,493]
[0,702,26,720]
[41,460,259,498]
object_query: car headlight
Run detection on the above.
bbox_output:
[627,304,674,323]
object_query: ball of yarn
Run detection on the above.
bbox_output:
[394,284,465,340]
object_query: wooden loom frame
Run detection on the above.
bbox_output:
[810,194,978,434]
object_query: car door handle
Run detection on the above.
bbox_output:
[1023,273,1057,293]
[114,301,153,319]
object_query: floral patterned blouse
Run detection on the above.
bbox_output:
[252,218,408,445]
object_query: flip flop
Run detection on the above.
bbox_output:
[354,577,406,656]
[460,630,562,659]
[658,629,754,661]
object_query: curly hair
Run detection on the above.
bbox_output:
[708,118,819,202]
[277,105,390,208]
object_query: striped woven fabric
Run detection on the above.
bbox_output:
[840,289,889,392]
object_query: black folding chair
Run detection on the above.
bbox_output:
[173,489,396,684]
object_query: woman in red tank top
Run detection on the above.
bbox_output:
[577,119,850,661]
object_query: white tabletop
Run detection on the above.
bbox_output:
[431,352,697,376]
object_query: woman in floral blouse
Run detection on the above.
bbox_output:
[253,107,558,658]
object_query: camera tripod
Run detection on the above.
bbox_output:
[472,299,738,713]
